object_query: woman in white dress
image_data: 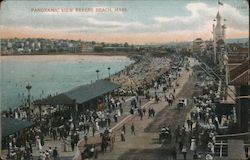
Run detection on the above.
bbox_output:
[36,136,42,150]
[95,121,100,131]
[190,139,197,152]
[117,109,121,117]
[63,137,69,152]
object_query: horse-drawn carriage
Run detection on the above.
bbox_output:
[80,128,115,159]
[159,126,171,144]
[177,98,188,112]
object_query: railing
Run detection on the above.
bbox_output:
[215,140,228,157]
[216,132,250,140]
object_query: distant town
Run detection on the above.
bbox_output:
[0,37,248,56]
[0,38,137,55]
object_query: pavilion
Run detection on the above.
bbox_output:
[34,79,121,111]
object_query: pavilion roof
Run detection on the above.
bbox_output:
[34,80,121,105]
[1,117,33,137]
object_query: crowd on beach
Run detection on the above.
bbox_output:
[1,54,186,160]
[1,53,178,159]
[112,56,171,95]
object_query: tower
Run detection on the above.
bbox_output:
[214,11,224,42]
[213,11,226,64]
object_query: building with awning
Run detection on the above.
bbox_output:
[34,79,121,106]
[229,59,249,86]
[1,117,33,138]
[228,59,250,132]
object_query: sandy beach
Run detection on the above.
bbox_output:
[112,55,171,92]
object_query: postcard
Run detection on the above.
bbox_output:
[0,0,249,160]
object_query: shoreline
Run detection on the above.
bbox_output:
[0,51,138,57]
[0,51,171,112]
[0,53,141,112]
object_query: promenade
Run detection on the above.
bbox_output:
[31,60,191,160]
[2,55,192,160]
[84,68,193,160]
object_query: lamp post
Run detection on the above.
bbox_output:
[107,67,111,79]
[26,82,32,120]
[96,69,100,80]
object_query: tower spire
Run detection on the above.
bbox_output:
[218,0,223,11]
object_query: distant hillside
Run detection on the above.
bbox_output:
[225,38,248,43]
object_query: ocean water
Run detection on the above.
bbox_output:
[0,55,133,110]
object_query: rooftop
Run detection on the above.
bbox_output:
[35,80,121,105]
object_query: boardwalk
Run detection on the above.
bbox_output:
[228,140,245,159]
[97,69,194,160]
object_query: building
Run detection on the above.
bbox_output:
[228,59,250,133]
[213,11,226,66]
[192,38,204,53]
[81,42,93,52]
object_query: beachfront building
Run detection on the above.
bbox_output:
[1,118,33,154]
[228,59,250,132]
[34,80,121,119]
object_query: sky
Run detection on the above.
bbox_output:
[0,0,249,44]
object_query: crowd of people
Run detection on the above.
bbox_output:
[1,54,188,160]
[112,55,172,96]
[164,67,235,160]
[1,93,132,159]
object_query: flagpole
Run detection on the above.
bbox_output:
[218,0,220,12]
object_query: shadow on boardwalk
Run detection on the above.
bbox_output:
[117,147,178,160]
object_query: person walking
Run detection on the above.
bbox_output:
[36,135,42,150]
[152,108,155,117]
[187,119,192,131]
[71,138,75,152]
[174,126,180,143]
[121,130,125,142]
[92,126,96,137]
[139,110,143,120]
[142,108,146,116]
[84,134,88,144]
[52,129,57,141]
[171,146,177,160]
[148,108,151,118]
[131,123,135,135]
[181,145,187,160]
[122,124,126,135]
[107,118,111,127]
[52,147,58,160]
[48,147,53,159]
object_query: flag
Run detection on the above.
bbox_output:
[218,0,223,6]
